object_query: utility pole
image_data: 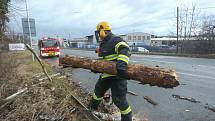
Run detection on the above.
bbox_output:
[133,29,135,50]
[68,33,71,47]
[176,6,179,54]
[212,26,215,41]
[12,29,14,42]
[18,34,21,43]
[69,33,71,40]
[25,0,34,61]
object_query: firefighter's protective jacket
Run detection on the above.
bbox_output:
[98,33,131,79]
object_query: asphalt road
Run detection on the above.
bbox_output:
[43,48,215,121]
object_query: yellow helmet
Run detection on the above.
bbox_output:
[95,21,111,41]
[96,21,112,31]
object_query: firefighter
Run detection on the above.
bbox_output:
[88,21,132,121]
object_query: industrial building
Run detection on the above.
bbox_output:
[151,37,177,46]
[67,37,91,48]
[119,32,151,46]
[66,32,152,48]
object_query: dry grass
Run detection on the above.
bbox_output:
[0,52,20,98]
[0,51,90,121]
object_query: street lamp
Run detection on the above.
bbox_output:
[25,0,34,61]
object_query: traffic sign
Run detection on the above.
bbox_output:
[22,18,36,37]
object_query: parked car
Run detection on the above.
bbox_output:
[137,47,149,53]
[132,47,149,53]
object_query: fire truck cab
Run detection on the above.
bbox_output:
[38,37,60,57]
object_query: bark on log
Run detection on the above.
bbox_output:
[59,55,179,88]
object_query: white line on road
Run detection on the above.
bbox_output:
[130,58,176,64]
[130,60,140,63]
[149,59,176,64]
[197,64,215,69]
[178,72,215,80]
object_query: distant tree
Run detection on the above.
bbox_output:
[169,3,215,54]
[0,0,10,35]
[197,15,215,54]
[178,3,202,53]
[198,15,215,39]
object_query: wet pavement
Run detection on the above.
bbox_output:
[43,48,215,121]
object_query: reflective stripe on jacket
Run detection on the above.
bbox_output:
[98,33,130,79]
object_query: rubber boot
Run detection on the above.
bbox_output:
[121,112,132,121]
[87,99,101,111]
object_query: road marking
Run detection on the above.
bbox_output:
[137,58,176,64]
[132,54,180,59]
[150,59,176,64]
[131,58,176,64]
[197,64,215,69]
[178,72,215,80]
[130,60,140,63]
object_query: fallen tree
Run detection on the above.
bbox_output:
[59,55,179,88]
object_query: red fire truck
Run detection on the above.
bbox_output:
[38,37,60,57]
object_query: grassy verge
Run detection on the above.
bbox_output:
[15,51,53,73]
[0,50,91,121]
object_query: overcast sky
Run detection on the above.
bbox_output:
[8,0,215,39]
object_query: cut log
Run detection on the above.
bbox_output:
[59,55,179,88]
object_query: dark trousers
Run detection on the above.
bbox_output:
[90,76,132,121]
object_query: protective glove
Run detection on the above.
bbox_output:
[117,69,130,80]
[91,69,100,73]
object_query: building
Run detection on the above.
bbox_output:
[68,37,89,48]
[86,35,97,44]
[67,35,99,48]
[85,32,151,46]
[151,37,177,46]
[119,32,151,46]
[68,32,151,48]
[150,37,197,46]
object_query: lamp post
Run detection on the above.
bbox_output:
[25,0,34,61]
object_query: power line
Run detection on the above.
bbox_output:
[8,4,25,11]
[8,2,30,11]
[181,6,215,11]
[9,9,25,18]
[198,6,215,9]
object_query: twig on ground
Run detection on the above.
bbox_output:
[127,90,138,96]
[25,44,52,82]
[143,96,158,106]
[0,88,27,110]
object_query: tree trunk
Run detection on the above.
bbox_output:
[59,55,179,88]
